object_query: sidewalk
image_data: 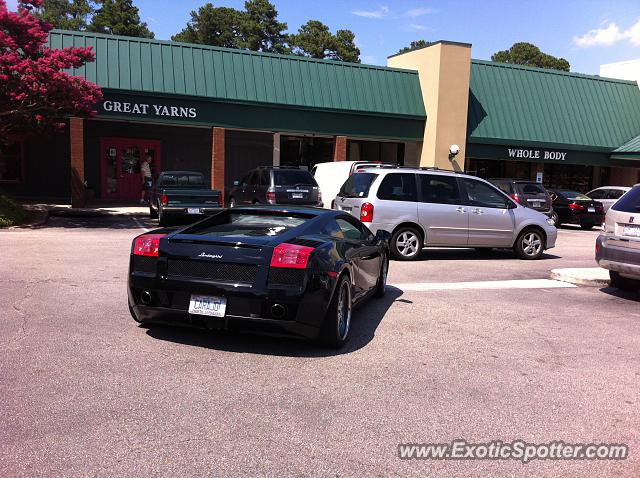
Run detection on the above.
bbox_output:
[19,201,148,227]
[550,267,610,287]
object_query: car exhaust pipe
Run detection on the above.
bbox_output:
[140,290,153,305]
[271,303,286,319]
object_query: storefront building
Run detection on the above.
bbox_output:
[2,31,640,206]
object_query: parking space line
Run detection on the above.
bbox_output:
[389,279,577,291]
[132,216,150,231]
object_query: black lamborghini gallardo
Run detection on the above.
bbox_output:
[128,206,390,347]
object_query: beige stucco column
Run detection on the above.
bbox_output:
[388,41,472,171]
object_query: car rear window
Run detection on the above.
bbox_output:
[187,211,310,237]
[611,186,640,213]
[339,173,377,198]
[518,183,545,194]
[558,190,590,200]
[161,174,204,186]
[273,170,317,186]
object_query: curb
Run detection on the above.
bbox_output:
[550,268,610,287]
[49,208,148,218]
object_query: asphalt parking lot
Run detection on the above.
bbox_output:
[1,215,639,477]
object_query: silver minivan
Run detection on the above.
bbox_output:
[333,167,557,260]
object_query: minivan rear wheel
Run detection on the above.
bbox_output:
[391,227,422,261]
[609,271,640,291]
[514,228,545,260]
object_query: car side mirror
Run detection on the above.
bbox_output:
[374,230,392,242]
[233,180,240,187]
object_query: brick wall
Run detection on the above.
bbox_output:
[70,117,85,208]
[333,136,347,162]
[211,127,226,205]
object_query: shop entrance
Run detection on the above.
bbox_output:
[100,137,161,201]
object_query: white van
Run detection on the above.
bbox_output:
[311,161,381,209]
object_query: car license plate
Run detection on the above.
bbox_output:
[623,224,640,237]
[291,193,303,199]
[531,201,541,207]
[188,295,226,317]
[588,207,595,213]
[187,207,201,214]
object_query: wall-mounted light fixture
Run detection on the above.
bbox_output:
[448,144,460,161]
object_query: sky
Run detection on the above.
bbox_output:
[7,0,640,74]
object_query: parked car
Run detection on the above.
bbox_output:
[149,171,222,226]
[128,206,390,347]
[311,161,382,209]
[586,186,631,212]
[548,189,604,230]
[228,167,322,207]
[596,184,640,291]
[333,167,557,261]
[489,179,554,217]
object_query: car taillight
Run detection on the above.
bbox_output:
[133,234,166,257]
[595,241,601,253]
[569,202,586,211]
[510,194,522,204]
[270,243,314,269]
[318,190,322,205]
[266,189,276,204]
[161,194,168,206]
[360,202,374,222]
[331,199,336,209]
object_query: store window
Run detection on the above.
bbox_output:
[280,136,334,170]
[0,142,24,183]
[348,140,404,165]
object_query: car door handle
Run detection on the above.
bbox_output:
[456,207,466,213]
[473,208,483,215]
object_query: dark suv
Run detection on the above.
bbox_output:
[489,179,553,216]
[228,167,322,207]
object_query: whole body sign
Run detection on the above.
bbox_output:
[101,100,197,119]
[507,148,567,161]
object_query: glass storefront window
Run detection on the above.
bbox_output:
[0,143,24,183]
[280,136,334,170]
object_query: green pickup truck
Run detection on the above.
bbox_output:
[149,171,222,226]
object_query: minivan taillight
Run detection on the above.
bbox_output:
[133,234,166,257]
[270,243,314,269]
[360,202,374,222]
[266,189,276,204]
[161,194,168,206]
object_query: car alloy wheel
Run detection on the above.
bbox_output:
[551,211,560,227]
[395,231,420,258]
[374,256,388,298]
[336,281,352,341]
[515,229,544,260]
[229,197,236,208]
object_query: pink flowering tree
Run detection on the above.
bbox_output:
[0,0,102,146]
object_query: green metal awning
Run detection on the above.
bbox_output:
[48,30,425,120]
[467,60,640,153]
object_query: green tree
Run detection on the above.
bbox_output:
[396,39,432,55]
[88,0,154,38]
[34,0,95,31]
[290,20,360,62]
[491,42,570,71]
[241,0,288,53]
[171,3,244,49]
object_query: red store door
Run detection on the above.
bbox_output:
[100,137,161,201]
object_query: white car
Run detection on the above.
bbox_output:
[311,161,382,209]
[586,186,631,212]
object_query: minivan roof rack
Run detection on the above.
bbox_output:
[257,165,300,169]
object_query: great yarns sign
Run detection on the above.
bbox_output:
[101,100,197,119]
